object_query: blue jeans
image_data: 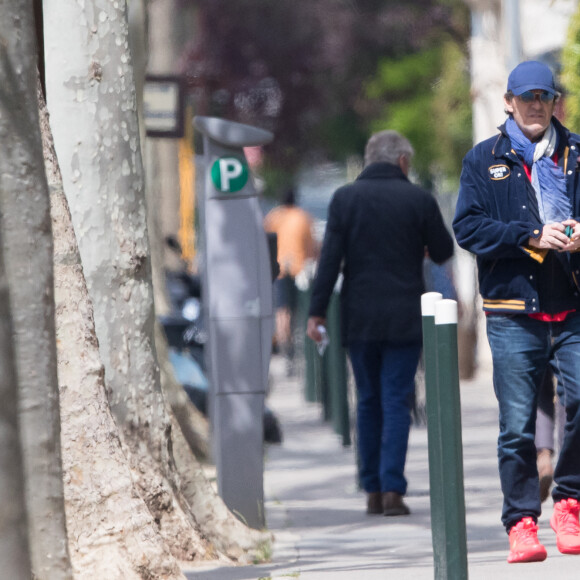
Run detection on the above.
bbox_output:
[486,313,580,531]
[348,341,421,495]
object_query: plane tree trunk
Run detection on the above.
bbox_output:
[44,0,269,566]
[0,4,71,578]
[39,77,184,579]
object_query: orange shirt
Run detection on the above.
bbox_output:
[264,205,318,278]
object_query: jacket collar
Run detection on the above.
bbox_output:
[356,162,408,181]
[492,116,577,159]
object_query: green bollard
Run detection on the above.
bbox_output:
[421,293,446,575]
[301,288,350,445]
[434,299,468,580]
[423,294,469,580]
[324,292,351,446]
[304,335,320,402]
[299,287,319,403]
[320,347,331,422]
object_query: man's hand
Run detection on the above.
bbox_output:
[528,222,570,250]
[306,316,326,342]
[560,219,580,252]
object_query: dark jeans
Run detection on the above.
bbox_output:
[486,313,580,531]
[348,340,421,495]
[273,275,297,310]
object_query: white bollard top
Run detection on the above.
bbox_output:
[435,299,458,325]
[421,292,443,316]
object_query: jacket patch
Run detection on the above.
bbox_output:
[489,164,511,180]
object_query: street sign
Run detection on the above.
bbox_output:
[144,75,185,138]
[210,156,249,193]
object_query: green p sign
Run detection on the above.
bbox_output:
[211,156,249,193]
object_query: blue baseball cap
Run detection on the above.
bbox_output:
[507,60,556,95]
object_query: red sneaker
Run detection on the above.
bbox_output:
[507,517,547,563]
[551,498,580,554]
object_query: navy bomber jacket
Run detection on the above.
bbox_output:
[453,116,580,314]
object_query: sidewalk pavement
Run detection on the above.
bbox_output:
[184,354,580,580]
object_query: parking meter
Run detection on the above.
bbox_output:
[193,116,274,529]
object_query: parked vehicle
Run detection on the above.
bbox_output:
[160,236,282,444]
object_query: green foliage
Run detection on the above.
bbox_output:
[562,4,580,131]
[252,539,273,564]
[259,163,296,200]
[367,50,441,98]
[370,91,436,183]
[188,0,471,189]
[313,110,368,163]
[432,41,473,182]
[363,39,471,186]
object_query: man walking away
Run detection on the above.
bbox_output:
[307,130,454,517]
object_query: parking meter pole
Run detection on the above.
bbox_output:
[194,116,274,529]
[434,299,468,580]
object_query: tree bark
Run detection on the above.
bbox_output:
[43,0,209,562]
[44,0,269,566]
[39,79,184,579]
[0,215,31,580]
[0,4,72,578]
[129,0,210,460]
[137,0,209,461]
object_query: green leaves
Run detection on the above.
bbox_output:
[562,5,580,131]
[188,0,471,190]
[365,41,471,186]
[367,49,441,98]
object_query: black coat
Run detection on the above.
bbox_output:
[309,162,454,345]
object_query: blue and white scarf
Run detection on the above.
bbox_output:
[505,117,570,224]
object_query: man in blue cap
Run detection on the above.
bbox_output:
[454,60,580,563]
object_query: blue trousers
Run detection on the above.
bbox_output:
[348,341,421,495]
[486,313,580,531]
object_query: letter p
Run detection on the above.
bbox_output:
[219,158,243,191]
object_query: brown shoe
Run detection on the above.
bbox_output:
[366,492,383,514]
[537,448,553,503]
[382,492,410,516]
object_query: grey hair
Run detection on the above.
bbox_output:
[364,130,414,167]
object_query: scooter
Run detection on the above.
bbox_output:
[160,236,282,444]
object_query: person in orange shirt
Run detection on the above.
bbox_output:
[264,188,318,374]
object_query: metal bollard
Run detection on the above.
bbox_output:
[421,293,446,573]
[297,287,320,402]
[422,295,468,580]
[302,291,351,445]
[304,335,321,403]
[323,292,350,446]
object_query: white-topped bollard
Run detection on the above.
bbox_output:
[421,291,443,317]
[434,298,459,325]
[422,296,468,580]
[421,293,445,575]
